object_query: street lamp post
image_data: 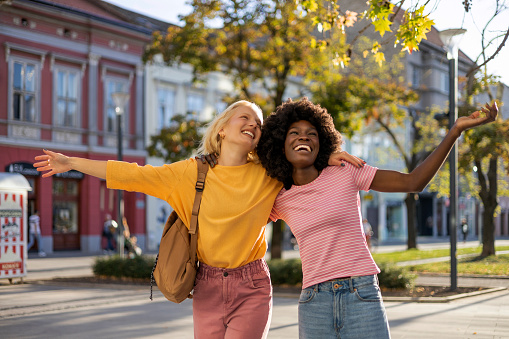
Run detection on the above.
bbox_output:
[111,92,130,259]
[438,28,466,291]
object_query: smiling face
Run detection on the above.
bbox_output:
[220,104,262,153]
[284,120,320,169]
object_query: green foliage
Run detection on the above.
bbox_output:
[144,0,324,110]
[377,262,417,289]
[298,0,435,66]
[372,246,509,263]
[267,258,416,290]
[146,114,205,163]
[311,38,418,139]
[93,255,154,279]
[267,258,303,285]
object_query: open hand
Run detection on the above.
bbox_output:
[34,149,71,178]
[455,102,498,133]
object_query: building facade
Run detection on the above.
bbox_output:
[0,0,149,253]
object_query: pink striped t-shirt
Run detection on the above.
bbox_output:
[270,163,380,288]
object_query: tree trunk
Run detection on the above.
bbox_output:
[480,158,498,257]
[405,193,417,249]
[270,220,283,259]
[481,205,496,256]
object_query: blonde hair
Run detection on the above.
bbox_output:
[197,100,263,162]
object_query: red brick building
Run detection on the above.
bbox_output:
[0,0,149,253]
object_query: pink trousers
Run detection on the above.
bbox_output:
[192,258,272,339]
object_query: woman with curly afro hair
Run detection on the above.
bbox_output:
[258,98,498,339]
[257,97,348,189]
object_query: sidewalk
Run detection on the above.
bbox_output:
[2,237,509,338]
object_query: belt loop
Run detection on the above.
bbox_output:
[349,277,354,293]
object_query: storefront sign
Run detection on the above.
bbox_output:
[55,170,85,179]
[5,162,40,176]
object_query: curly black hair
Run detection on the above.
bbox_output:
[258,98,343,189]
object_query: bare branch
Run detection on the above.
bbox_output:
[466,27,509,79]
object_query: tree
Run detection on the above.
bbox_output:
[455,0,509,256]
[144,0,330,259]
[455,77,509,256]
[147,114,205,163]
[298,0,434,67]
[143,0,504,256]
[312,40,436,249]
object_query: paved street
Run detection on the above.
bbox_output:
[1,238,508,338]
[2,282,509,338]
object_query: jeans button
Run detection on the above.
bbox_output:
[334,283,340,289]
[223,272,228,277]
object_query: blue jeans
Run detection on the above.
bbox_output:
[27,232,43,253]
[298,275,390,339]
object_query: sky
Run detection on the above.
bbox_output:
[104,0,509,85]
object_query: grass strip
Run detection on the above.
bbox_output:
[372,245,509,263]
[407,254,509,275]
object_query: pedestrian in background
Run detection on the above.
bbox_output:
[102,214,117,254]
[461,218,469,243]
[28,210,46,257]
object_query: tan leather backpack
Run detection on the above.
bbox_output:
[150,161,209,303]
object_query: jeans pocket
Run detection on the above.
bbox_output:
[354,283,382,302]
[249,271,271,289]
[299,287,316,304]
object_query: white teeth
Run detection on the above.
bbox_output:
[294,145,311,152]
[242,131,254,139]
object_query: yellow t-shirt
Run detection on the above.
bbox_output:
[106,158,282,268]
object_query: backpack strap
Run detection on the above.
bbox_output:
[189,160,209,266]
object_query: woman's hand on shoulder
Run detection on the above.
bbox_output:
[195,153,218,168]
[34,149,72,178]
[328,151,366,168]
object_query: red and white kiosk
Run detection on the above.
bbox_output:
[0,173,31,283]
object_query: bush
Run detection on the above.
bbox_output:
[92,256,417,291]
[268,258,417,290]
[267,258,303,285]
[377,262,417,289]
[93,255,155,280]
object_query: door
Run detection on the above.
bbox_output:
[52,179,80,250]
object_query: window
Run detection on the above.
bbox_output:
[12,61,37,122]
[187,93,204,117]
[411,66,421,88]
[440,72,449,94]
[52,179,79,235]
[157,88,175,128]
[105,79,128,133]
[55,69,79,127]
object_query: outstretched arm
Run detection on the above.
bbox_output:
[370,102,498,193]
[34,149,107,179]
